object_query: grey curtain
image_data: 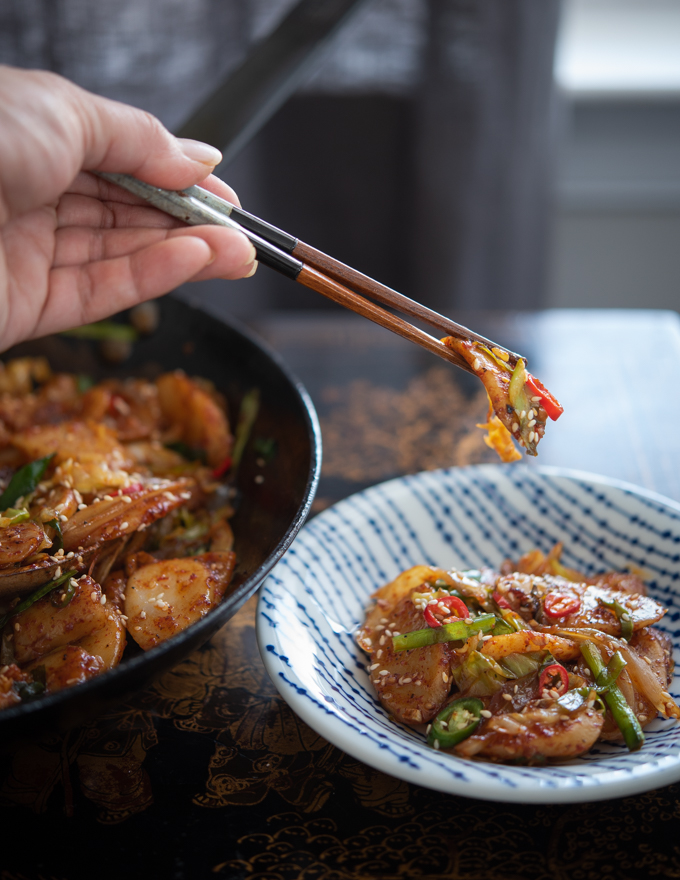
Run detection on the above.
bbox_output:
[0,0,560,314]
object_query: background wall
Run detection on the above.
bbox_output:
[547,0,680,310]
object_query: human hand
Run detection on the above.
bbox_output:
[0,65,257,352]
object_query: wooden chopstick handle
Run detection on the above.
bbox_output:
[293,241,520,364]
[296,266,473,374]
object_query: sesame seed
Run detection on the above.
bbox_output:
[138,523,147,531]
[380,617,388,624]
[512,422,519,432]
[376,650,382,659]
[402,677,412,684]
[514,684,519,693]
[426,724,432,734]
[122,495,132,503]
[254,475,265,484]
[91,591,98,602]
[415,680,422,686]
[643,656,653,665]
[140,611,146,619]
[134,626,142,632]
[379,636,386,646]
[439,721,448,730]
[120,522,129,530]
[53,567,62,579]
[528,419,536,427]
[473,358,481,371]
[66,552,74,558]
[55,548,64,557]
[13,623,20,632]
[528,431,535,442]
[442,672,449,683]
[392,631,400,637]
[531,396,541,403]
[520,410,526,420]
[379,670,389,676]
[384,630,392,638]
[103,495,113,501]
[369,663,379,671]
[480,710,492,718]
[481,635,493,641]
[528,409,535,419]
[433,740,440,750]
[383,694,392,701]
[374,624,385,631]
[59,514,68,522]
[100,595,107,605]
[502,693,513,701]
[364,638,372,647]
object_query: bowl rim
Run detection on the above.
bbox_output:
[0,302,322,729]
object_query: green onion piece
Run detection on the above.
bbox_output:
[557,686,606,715]
[501,651,543,679]
[62,321,138,342]
[231,389,260,471]
[580,641,644,751]
[253,436,277,463]
[46,517,64,553]
[3,508,30,524]
[15,679,46,702]
[601,598,634,641]
[392,613,496,652]
[164,441,207,464]
[595,650,627,691]
[428,697,484,749]
[76,374,95,393]
[0,569,77,631]
[51,577,77,608]
[508,357,529,412]
[491,616,516,636]
[478,345,513,373]
[0,455,54,511]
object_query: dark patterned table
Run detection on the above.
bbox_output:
[3,307,680,880]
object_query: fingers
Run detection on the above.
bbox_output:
[0,66,236,223]
[53,224,257,280]
[43,238,218,335]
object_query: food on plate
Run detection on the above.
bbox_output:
[443,337,563,462]
[356,543,679,763]
[0,357,239,711]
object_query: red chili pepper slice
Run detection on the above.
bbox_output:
[539,663,569,697]
[544,592,581,619]
[116,482,144,496]
[211,456,232,480]
[493,591,511,609]
[525,373,564,422]
[423,595,469,628]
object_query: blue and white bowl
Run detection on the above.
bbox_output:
[257,465,680,803]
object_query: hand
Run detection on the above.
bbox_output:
[0,65,257,352]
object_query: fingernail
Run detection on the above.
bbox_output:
[178,138,223,167]
[244,260,258,278]
[206,247,217,266]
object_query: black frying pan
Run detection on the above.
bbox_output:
[0,295,321,739]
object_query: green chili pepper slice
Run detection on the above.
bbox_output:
[0,569,78,631]
[428,697,484,749]
[0,455,54,511]
[595,650,627,691]
[600,599,634,641]
[580,641,644,751]
[392,613,496,652]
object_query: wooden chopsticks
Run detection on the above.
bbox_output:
[97,173,523,375]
